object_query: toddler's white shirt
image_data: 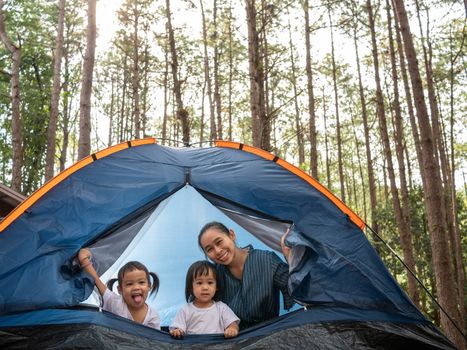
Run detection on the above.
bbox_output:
[170,301,239,334]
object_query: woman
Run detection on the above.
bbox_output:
[198,221,294,329]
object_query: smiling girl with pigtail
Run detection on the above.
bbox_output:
[78,248,161,329]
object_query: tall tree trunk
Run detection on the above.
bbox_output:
[0,0,22,192]
[213,0,222,140]
[287,19,304,166]
[227,0,233,140]
[367,0,419,305]
[449,24,465,326]
[245,0,269,151]
[162,42,168,144]
[382,156,389,200]
[393,10,423,173]
[78,0,96,159]
[45,0,65,181]
[260,0,269,144]
[60,48,70,172]
[108,75,114,146]
[200,0,216,141]
[350,110,367,223]
[322,88,331,189]
[404,143,413,189]
[392,1,464,347]
[119,54,128,142]
[415,1,464,324]
[394,11,426,294]
[166,0,189,145]
[132,1,141,139]
[142,43,149,137]
[328,8,344,202]
[386,0,419,306]
[303,0,318,179]
[200,75,206,143]
[352,13,378,235]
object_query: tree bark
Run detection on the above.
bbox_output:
[0,0,22,192]
[367,0,419,305]
[213,0,222,140]
[350,110,367,223]
[303,0,318,179]
[328,7,344,202]
[141,43,149,137]
[227,0,233,140]
[200,0,216,141]
[45,0,65,181]
[448,24,465,328]
[162,39,168,145]
[245,0,269,151]
[352,12,378,235]
[228,1,233,140]
[108,75,114,146]
[322,88,331,189]
[78,0,96,159]
[132,1,141,139]
[260,0,272,152]
[392,0,464,347]
[119,54,128,142]
[415,1,464,326]
[166,0,189,145]
[393,10,423,175]
[59,49,70,172]
[386,0,419,306]
[287,19,304,166]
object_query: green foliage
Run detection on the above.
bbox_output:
[373,185,440,320]
[0,0,57,194]
[456,190,467,270]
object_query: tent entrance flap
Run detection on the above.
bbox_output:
[216,206,291,252]
[80,185,293,325]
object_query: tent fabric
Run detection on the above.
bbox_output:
[0,140,455,348]
[0,308,455,349]
[76,184,295,320]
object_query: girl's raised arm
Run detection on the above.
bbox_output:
[78,248,107,296]
[280,228,291,262]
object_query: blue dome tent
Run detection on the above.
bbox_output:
[0,139,455,349]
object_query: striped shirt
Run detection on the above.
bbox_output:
[216,246,294,329]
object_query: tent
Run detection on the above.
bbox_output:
[0,139,455,349]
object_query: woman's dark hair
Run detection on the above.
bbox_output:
[198,221,230,251]
[107,261,159,296]
[185,260,223,302]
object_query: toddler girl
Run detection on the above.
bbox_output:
[78,248,160,330]
[170,260,239,338]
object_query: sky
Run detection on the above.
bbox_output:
[96,0,123,49]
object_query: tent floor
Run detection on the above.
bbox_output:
[0,320,455,349]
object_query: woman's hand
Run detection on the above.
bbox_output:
[169,328,184,339]
[281,228,291,262]
[224,322,239,338]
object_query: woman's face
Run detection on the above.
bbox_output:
[200,228,237,265]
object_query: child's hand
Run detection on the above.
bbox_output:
[224,322,239,338]
[78,248,91,266]
[169,328,184,339]
[77,248,107,296]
